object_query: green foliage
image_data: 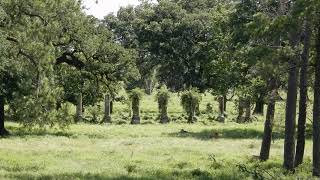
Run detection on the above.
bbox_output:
[0,0,139,130]
[129,88,144,102]
[206,103,213,114]
[156,86,170,113]
[9,79,72,130]
[86,105,104,124]
[128,88,144,115]
[180,88,202,122]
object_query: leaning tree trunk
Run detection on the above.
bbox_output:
[104,94,112,123]
[284,36,299,171]
[260,90,276,161]
[295,19,311,167]
[0,96,9,136]
[254,94,264,115]
[313,21,320,177]
[76,93,83,122]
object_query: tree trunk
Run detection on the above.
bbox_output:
[254,95,264,115]
[104,94,111,123]
[295,19,311,167]
[160,104,169,124]
[217,96,225,122]
[260,91,276,161]
[237,99,245,123]
[0,96,9,136]
[187,102,197,123]
[131,98,140,124]
[110,101,113,114]
[244,101,251,122]
[284,36,299,170]
[223,94,227,112]
[313,21,320,177]
[145,79,153,95]
[76,93,83,122]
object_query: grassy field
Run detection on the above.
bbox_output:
[0,93,316,180]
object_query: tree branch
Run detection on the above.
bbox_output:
[56,52,85,69]
[17,49,37,66]
[20,9,48,26]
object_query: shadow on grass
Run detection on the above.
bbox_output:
[4,169,243,180]
[167,128,286,140]
[3,125,74,138]
[3,124,112,139]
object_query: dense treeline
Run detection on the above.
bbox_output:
[1,0,320,177]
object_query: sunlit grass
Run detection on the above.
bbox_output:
[0,93,315,179]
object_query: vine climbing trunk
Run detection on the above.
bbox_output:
[159,104,169,124]
[0,96,9,136]
[312,20,320,177]
[295,19,311,167]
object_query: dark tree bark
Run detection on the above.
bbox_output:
[295,19,311,167]
[313,22,320,177]
[104,94,111,123]
[244,101,251,122]
[236,99,245,123]
[260,92,276,161]
[0,96,9,136]
[223,94,227,112]
[110,101,113,114]
[284,36,299,171]
[254,95,264,115]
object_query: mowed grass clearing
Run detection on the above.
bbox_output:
[0,122,314,180]
[0,93,316,179]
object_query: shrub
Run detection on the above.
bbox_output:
[86,105,103,123]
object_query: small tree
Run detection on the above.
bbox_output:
[181,88,202,123]
[156,86,170,124]
[129,88,144,124]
